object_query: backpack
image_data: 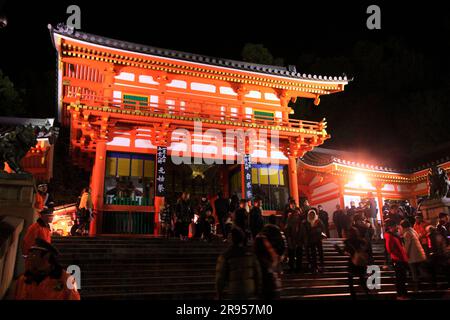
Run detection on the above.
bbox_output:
[349,242,369,267]
[352,250,369,266]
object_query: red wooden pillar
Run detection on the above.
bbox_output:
[90,140,107,236]
[241,158,246,200]
[288,156,299,207]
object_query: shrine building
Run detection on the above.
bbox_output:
[48,24,349,235]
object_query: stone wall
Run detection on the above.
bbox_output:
[0,173,35,297]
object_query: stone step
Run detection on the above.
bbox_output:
[81,290,216,300]
[78,268,217,278]
[58,254,386,262]
[281,282,448,295]
[79,281,214,294]
[50,236,407,300]
[282,289,450,300]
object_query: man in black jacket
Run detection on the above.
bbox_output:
[215,192,230,241]
[436,212,449,245]
[333,204,346,238]
[233,199,249,242]
[318,205,330,238]
[249,197,264,239]
[215,227,262,300]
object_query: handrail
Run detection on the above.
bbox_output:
[65,92,326,132]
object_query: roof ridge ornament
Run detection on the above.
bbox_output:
[55,22,75,35]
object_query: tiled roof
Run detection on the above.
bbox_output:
[49,24,350,84]
[0,117,57,140]
[300,147,450,174]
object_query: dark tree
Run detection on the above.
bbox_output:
[0,69,25,116]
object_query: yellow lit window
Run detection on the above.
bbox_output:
[131,159,144,177]
[251,168,258,184]
[259,167,269,184]
[144,160,154,178]
[279,170,285,186]
[268,167,279,185]
[117,158,131,176]
[106,157,117,176]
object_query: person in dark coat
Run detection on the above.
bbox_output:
[436,212,449,246]
[333,204,346,238]
[317,205,330,238]
[347,201,357,223]
[203,209,216,241]
[366,192,379,239]
[194,195,212,239]
[214,192,230,241]
[249,198,264,239]
[426,225,450,287]
[159,203,172,238]
[303,209,326,273]
[215,227,262,300]
[175,192,193,241]
[334,227,370,300]
[285,201,304,272]
[282,197,297,229]
[233,199,248,231]
[387,205,403,226]
[229,193,240,215]
[254,224,286,300]
[353,214,374,264]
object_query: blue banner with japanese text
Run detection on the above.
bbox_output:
[244,154,253,200]
[155,146,168,197]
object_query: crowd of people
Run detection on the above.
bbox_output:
[210,192,449,300]
[11,183,449,300]
[158,191,269,244]
[329,197,450,300]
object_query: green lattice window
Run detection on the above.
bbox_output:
[123,94,149,107]
[254,110,274,120]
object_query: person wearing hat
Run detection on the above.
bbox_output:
[436,212,449,246]
[22,208,54,256]
[384,218,409,299]
[13,238,80,300]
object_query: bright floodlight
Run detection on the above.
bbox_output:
[354,173,367,187]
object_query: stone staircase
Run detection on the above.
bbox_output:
[52,236,449,300]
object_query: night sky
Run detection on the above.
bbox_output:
[1,1,449,168]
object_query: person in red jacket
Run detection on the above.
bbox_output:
[384,218,409,299]
[22,208,54,256]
